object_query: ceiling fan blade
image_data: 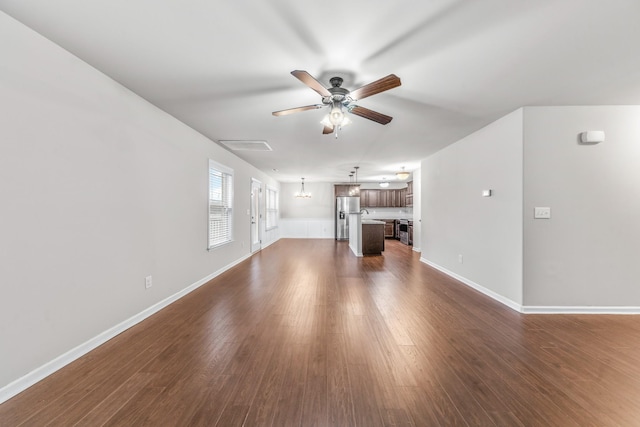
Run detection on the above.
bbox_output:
[322,125,334,134]
[291,70,331,97]
[349,106,393,125]
[272,104,324,116]
[350,74,401,101]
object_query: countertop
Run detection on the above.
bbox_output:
[362,220,385,225]
[362,217,413,221]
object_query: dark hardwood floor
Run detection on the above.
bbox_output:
[3,238,640,426]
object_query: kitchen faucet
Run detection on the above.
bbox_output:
[360,208,369,214]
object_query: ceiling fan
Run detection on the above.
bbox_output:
[272,70,401,135]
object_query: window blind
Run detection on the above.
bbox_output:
[208,160,233,249]
[266,186,278,230]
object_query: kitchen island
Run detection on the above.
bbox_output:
[348,214,385,256]
[362,220,385,255]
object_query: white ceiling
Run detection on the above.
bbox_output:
[2,0,640,183]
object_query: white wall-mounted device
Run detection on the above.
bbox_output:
[580,131,605,144]
[534,207,551,219]
[482,189,492,197]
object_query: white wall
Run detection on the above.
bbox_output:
[421,105,640,312]
[279,181,334,238]
[523,106,640,308]
[279,182,333,219]
[0,12,279,397]
[421,109,524,307]
[411,168,422,252]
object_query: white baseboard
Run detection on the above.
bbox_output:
[280,236,334,239]
[420,257,523,312]
[258,237,279,251]
[0,252,254,405]
[419,257,640,315]
[521,306,640,314]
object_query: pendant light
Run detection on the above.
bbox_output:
[347,172,355,196]
[295,177,311,198]
[348,167,360,196]
[396,166,410,180]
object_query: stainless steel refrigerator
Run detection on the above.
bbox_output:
[335,196,360,240]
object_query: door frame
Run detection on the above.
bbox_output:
[250,178,263,253]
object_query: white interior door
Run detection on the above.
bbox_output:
[250,179,262,253]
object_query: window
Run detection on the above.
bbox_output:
[208,159,233,249]
[266,186,278,230]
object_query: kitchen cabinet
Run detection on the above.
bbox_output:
[399,188,407,207]
[335,184,360,197]
[362,221,385,255]
[368,190,380,207]
[386,190,396,207]
[360,189,378,207]
[361,188,409,208]
[406,181,413,207]
[383,220,395,238]
[378,191,388,207]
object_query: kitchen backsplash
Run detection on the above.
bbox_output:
[361,207,413,220]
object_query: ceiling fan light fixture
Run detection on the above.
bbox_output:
[273,70,401,136]
[329,101,345,126]
[321,114,351,128]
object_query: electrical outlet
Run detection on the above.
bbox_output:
[145,275,152,289]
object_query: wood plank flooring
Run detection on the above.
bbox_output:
[3,238,640,426]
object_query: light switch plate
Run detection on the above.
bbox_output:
[534,207,551,219]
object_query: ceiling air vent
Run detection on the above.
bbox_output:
[219,140,272,151]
